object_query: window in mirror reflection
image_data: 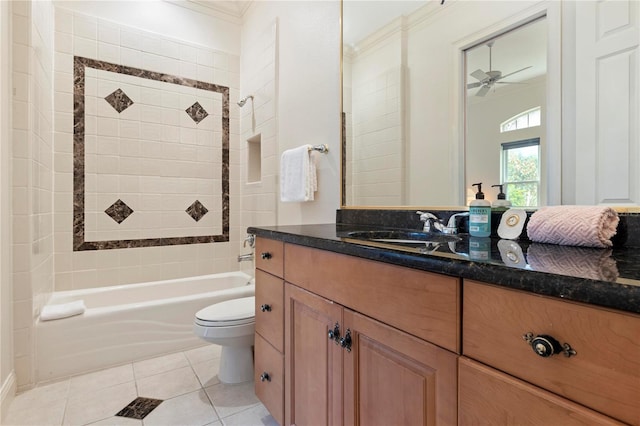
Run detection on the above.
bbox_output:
[501,106,541,133]
[501,138,540,207]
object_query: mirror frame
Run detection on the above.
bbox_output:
[339,1,563,210]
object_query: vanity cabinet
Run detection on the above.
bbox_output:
[462,280,640,425]
[253,234,639,426]
[254,238,285,425]
[458,357,624,425]
[283,243,459,426]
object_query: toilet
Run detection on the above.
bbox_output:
[193,296,255,384]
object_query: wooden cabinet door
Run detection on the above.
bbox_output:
[459,357,624,425]
[285,283,343,426]
[343,310,458,426]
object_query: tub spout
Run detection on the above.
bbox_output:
[237,253,254,262]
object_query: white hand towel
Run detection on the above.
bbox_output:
[280,145,317,202]
[40,300,86,321]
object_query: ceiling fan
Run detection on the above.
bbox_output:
[467,41,532,97]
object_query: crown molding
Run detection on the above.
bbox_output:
[164,0,245,24]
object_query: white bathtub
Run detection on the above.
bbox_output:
[35,271,254,382]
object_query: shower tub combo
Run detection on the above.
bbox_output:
[35,271,254,382]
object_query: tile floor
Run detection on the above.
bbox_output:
[4,345,278,426]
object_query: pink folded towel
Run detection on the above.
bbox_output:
[526,206,619,248]
[527,244,619,282]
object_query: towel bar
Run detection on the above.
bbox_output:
[308,144,329,154]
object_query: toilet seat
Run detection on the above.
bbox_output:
[195,296,255,327]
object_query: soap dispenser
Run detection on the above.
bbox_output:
[491,184,512,211]
[469,183,491,237]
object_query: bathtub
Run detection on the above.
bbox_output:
[35,271,254,382]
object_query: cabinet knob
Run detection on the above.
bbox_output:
[260,304,272,312]
[261,252,272,260]
[260,372,271,382]
[328,322,340,343]
[340,329,352,352]
[523,332,576,358]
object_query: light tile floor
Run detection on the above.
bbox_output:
[4,345,278,426]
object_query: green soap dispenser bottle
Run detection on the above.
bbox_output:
[491,184,512,211]
[469,183,491,237]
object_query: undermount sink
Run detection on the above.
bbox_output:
[346,230,462,244]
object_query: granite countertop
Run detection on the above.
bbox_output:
[248,223,640,315]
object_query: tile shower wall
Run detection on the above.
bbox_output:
[350,65,405,205]
[53,7,241,291]
[11,0,56,389]
[239,21,278,275]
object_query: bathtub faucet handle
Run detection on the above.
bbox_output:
[244,234,255,248]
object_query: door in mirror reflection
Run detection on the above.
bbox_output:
[465,17,547,207]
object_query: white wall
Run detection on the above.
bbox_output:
[10,0,56,391]
[0,0,15,418]
[242,1,341,226]
[238,17,278,275]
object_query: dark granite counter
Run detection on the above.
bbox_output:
[247,223,640,315]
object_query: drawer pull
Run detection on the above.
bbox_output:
[523,332,577,358]
[261,252,272,260]
[260,372,271,382]
[328,322,341,343]
[340,329,352,352]
[260,304,272,312]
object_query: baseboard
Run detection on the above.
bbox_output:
[0,371,16,422]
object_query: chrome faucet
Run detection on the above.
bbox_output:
[443,212,470,234]
[416,211,445,233]
[243,234,255,248]
[237,253,254,262]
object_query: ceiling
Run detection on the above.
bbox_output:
[181,0,252,18]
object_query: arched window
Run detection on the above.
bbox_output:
[500,107,541,133]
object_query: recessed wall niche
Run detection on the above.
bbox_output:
[73,56,230,251]
[247,134,262,184]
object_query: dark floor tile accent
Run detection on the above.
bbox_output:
[116,397,163,420]
[104,88,134,113]
[186,200,209,222]
[185,101,209,124]
[105,199,134,224]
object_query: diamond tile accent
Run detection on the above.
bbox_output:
[115,397,163,420]
[104,88,134,113]
[105,199,134,224]
[185,101,209,124]
[186,200,208,222]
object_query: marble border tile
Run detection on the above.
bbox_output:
[73,56,230,251]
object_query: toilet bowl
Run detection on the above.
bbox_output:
[194,296,255,384]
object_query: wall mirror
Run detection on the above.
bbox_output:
[341,1,560,208]
[465,17,547,207]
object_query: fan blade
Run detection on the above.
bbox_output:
[495,81,528,85]
[476,85,490,97]
[470,69,489,81]
[498,66,532,80]
[467,82,483,89]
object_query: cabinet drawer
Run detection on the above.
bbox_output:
[255,269,284,352]
[285,244,460,353]
[463,280,640,425]
[459,357,623,425]
[256,238,284,278]
[255,333,283,426]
